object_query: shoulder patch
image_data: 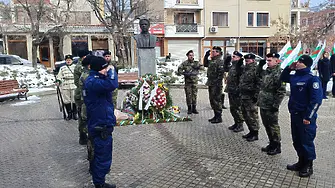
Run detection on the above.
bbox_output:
[313,82,319,89]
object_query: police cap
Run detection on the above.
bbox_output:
[298,55,313,67]
[233,51,243,57]
[244,53,256,59]
[90,56,109,71]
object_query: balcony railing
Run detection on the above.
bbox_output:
[176,0,198,5]
[176,24,198,32]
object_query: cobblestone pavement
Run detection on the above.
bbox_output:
[1,89,335,188]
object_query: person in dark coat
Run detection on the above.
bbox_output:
[280,55,323,178]
[330,54,335,97]
[84,56,118,188]
[317,51,331,99]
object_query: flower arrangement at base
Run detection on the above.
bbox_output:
[119,73,191,126]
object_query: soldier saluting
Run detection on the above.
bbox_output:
[204,46,228,124]
[257,53,286,155]
[177,50,203,114]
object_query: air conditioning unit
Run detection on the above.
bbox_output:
[209,26,218,33]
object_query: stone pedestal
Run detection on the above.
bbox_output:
[137,48,156,76]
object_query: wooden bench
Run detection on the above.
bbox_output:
[118,72,138,86]
[0,80,29,100]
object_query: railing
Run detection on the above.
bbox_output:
[176,24,198,32]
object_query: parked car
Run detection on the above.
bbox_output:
[0,54,24,65]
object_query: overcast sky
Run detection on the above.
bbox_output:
[0,0,328,7]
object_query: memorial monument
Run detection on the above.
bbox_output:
[134,19,157,76]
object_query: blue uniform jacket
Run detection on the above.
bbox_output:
[280,67,322,121]
[84,69,118,135]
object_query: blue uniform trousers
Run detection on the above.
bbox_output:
[91,135,113,185]
[290,112,317,161]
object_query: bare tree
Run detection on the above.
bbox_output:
[15,0,74,67]
[86,0,153,67]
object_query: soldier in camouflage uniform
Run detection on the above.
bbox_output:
[204,46,228,123]
[225,51,245,132]
[56,55,77,121]
[238,54,261,142]
[257,53,286,155]
[104,51,119,108]
[177,50,203,114]
[74,50,89,145]
[77,55,94,145]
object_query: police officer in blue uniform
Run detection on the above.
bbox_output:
[280,55,323,178]
[84,56,118,188]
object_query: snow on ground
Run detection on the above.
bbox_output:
[0,64,56,88]
[11,95,41,106]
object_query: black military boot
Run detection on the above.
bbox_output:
[242,132,252,139]
[233,124,244,132]
[228,124,237,130]
[267,142,281,155]
[72,103,78,120]
[221,94,227,109]
[208,111,216,122]
[95,183,116,188]
[79,132,88,145]
[287,157,304,171]
[299,160,313,177]
[192,104,199,114]
[261,141,273,152]
[65,103,72,121]
[246,131,259,142]
[187,105,192,114]
[211,112,222,124]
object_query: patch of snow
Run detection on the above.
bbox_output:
[11,95,40,106]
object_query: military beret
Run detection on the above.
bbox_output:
[103,51,112,56]
[212,46,222,52]
[244,53,256,59]
[298,55,313,67]
[186,50,193,56]
[266,52,280,58]
[65,54,73,60]
[233,51,243,57]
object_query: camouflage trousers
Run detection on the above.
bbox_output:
[260,108,281,142]
[208,85,222,114]
[184,84,197,105]
[75,100,87,134]
[112,89,118,108]
[228,93,244,125]
[241,98,259,132]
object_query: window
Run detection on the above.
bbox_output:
[257,13,269,26]
[248,12,254,26]
[175,13,194,24]
[212,12,228,27]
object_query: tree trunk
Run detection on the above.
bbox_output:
[113,33,129,68]
[32,44,38,68]
[58,34,65,61]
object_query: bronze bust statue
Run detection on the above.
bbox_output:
[134,19,157,49]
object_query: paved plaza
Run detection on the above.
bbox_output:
[1,88,335,188]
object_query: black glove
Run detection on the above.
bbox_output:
[205,50,211,57]
[259,59,266,67]
[237,58,244,67]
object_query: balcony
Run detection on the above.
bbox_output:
[165,24,204,38]
[164,0,203,9]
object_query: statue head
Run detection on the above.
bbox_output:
[139,19,150,34]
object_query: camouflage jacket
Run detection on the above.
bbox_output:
[239,62,261,100]
[258,64,286,109]
[226,60,241,94]
[79,67,90,101]
[177,60,202,84]
[74,58,84,102]
[206,56,226,86]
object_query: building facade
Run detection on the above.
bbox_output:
[2,0,115,69]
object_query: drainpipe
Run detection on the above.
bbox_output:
[236,0,241,51]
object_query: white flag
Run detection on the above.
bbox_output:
[311,40,326,69]
[278,41,291,59]
[281,41,302,69]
